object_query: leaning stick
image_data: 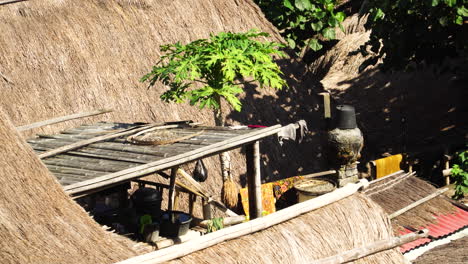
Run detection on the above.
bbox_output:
[176,169,238,217]
[114,179,369,264]
[389,188,449,219]
[311,229,429,264]
[16,109,112,132]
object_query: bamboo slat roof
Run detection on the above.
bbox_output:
[27,122,282,197]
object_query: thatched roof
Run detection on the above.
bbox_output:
[0,109,145,264]
[168,193,405,264]
[0,0,326,198]
[364,172,455,231]
[413,236,468,264]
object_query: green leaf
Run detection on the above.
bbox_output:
[308,38,323,51]
[325,3,334,12]
[455,15,463,25]
[457,6,468,17]
[335,11,345,23]
[373,8,385,21]
[431,0,439,6]
[322,27,336,40]
[283,0,294,10]
[311,21,323,31]
[444,0,457,7]
[439,16,449,26]
[294,0,312,11]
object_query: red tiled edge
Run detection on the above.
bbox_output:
[399,207,468,253]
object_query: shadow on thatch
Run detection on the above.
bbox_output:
[168,193,405,264]
[309,14,467,177]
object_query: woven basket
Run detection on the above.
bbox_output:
[127,129,204,145]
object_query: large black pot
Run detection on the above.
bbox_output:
[131,187,162,219]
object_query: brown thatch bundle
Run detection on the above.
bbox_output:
[168,193,406,264]
[0,108,145,264]
[364,173,455,230]
[0,0,326,208]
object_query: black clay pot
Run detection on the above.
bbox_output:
[131,187,162,218]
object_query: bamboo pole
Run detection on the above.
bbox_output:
[16,109,112,132]
[389,188,449,219]
[167,167,178,215]
[311,229,429,264]
[0,0,28,6]
[246,141,262,219]
[192,215,246,228]
[114,179,369,264]
[38,123,184,159]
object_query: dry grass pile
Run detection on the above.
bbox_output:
[0,109,146,264]
[365,172,455,230]
[168,193,405,264]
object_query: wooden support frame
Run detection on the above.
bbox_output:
[167,167,178,213]
[246,141,262,219]
[114,180,369,264]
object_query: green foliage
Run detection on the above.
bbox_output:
[451,149,468,200]
[363,0,468,71]
[254,0,345,53]
[141,30,286,112]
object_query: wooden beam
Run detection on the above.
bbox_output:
[64,125,282,195]
[311,229,429,264]
[16,109,112,132]
[113,180,369,264]
[246,141,262,219]
[389,188,449,219]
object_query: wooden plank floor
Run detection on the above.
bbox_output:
[27,122,276,195]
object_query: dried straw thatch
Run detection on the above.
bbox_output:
[0,109,145,264]
[364,173,455,230]
[168,193,406,264]
[0,0,325,202]
[413,236,468,264]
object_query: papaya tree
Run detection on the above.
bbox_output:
[141,30,287,208]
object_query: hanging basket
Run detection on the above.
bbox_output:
[126,128,204,145]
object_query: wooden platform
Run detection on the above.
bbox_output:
[27,122,282,197]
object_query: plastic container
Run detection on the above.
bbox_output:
[294,178,336,203]
[160,211,192,237]
[335,105,357,129]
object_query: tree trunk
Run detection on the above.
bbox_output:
[213,96,238,208]
[213,96,230,181]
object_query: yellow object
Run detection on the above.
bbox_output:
[240,183,276,218]
[374,154,403,179]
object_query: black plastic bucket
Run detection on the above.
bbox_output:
[335,105,357,129]
[160,211,192,237]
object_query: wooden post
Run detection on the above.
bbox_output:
[444,154,451,185]
[167,167,178,214]
[246,141,262,219]
[202,198,212,220]
[189,194,196,215]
